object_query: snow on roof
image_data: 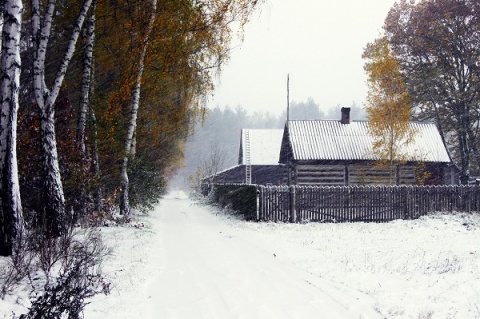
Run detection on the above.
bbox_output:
[239,129,284,165]
[282,120,451,163]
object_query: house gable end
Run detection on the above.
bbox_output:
[279,123,292,164]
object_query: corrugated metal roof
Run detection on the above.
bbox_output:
[287,120,451,163]
[240,129,284,165]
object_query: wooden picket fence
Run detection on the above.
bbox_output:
[256,185,480,223]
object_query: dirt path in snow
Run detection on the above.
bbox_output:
[145,194,382,319]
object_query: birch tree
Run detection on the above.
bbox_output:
[92,0,261,213]
[119,0,158,216]
[31,0,93,236]
[77,0,95,159]
[0,2,4,50]
[119,0,262,215]
[0,0,24,256]
[363,37,414,185]
[76,0,99,215]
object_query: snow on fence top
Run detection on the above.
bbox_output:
[282,120,451,163]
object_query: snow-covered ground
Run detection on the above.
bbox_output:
[2,191,480,318]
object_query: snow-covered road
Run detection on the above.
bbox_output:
[145,193,382,319]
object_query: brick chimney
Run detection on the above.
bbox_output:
[340,107,351,124]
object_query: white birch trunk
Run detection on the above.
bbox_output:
[77,0,96,157]
[39,108,66,236]
[0,2,4,53]
[31,0,93,236]
[89,108,103,211]
[76,1,96,216]
[119,0,158,216]
[0,0,23,256]
[85,22,103,211]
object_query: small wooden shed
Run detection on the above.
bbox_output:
[206,129,285,185]
[279,108,456,186]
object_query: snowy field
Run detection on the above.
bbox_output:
[2,190,480,318]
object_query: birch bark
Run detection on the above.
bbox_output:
[119,0,158,216]
[89,108,102,211]
[77,0,95,157]
[0,2,4,51]
[31,0,93,236]
[0,0,24,256]
[76,0,96,216]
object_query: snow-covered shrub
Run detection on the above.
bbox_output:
[20,259,109,319]
[0,227,110,318]
[0,242,35,298]
[21,228,110,318]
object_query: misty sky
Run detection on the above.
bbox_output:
[210,0,398,116]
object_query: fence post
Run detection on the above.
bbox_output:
[290,185,296,223]
[256,186,261,221]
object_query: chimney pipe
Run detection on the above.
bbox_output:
[340,107,351,124]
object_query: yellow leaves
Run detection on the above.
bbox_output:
[415,162,432,185]
[363,36,415,180]
[94,0,262,194]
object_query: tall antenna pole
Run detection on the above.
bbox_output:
[287,74,290,122]
[287,74,291,186]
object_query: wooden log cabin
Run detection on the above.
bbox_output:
[278,108,457,186]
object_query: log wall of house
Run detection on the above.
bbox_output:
[349,165,393,185]
[295,165,345,185]
[398,165,416,184]
[293,163,421,186]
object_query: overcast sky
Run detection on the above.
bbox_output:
[209,0,399,116]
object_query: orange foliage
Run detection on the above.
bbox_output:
[92,0,261,206]
[363,37,415,184]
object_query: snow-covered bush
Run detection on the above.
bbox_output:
[0,227,110,318]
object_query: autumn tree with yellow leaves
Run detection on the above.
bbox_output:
[91,0,262,214]
[363,37,415,184]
